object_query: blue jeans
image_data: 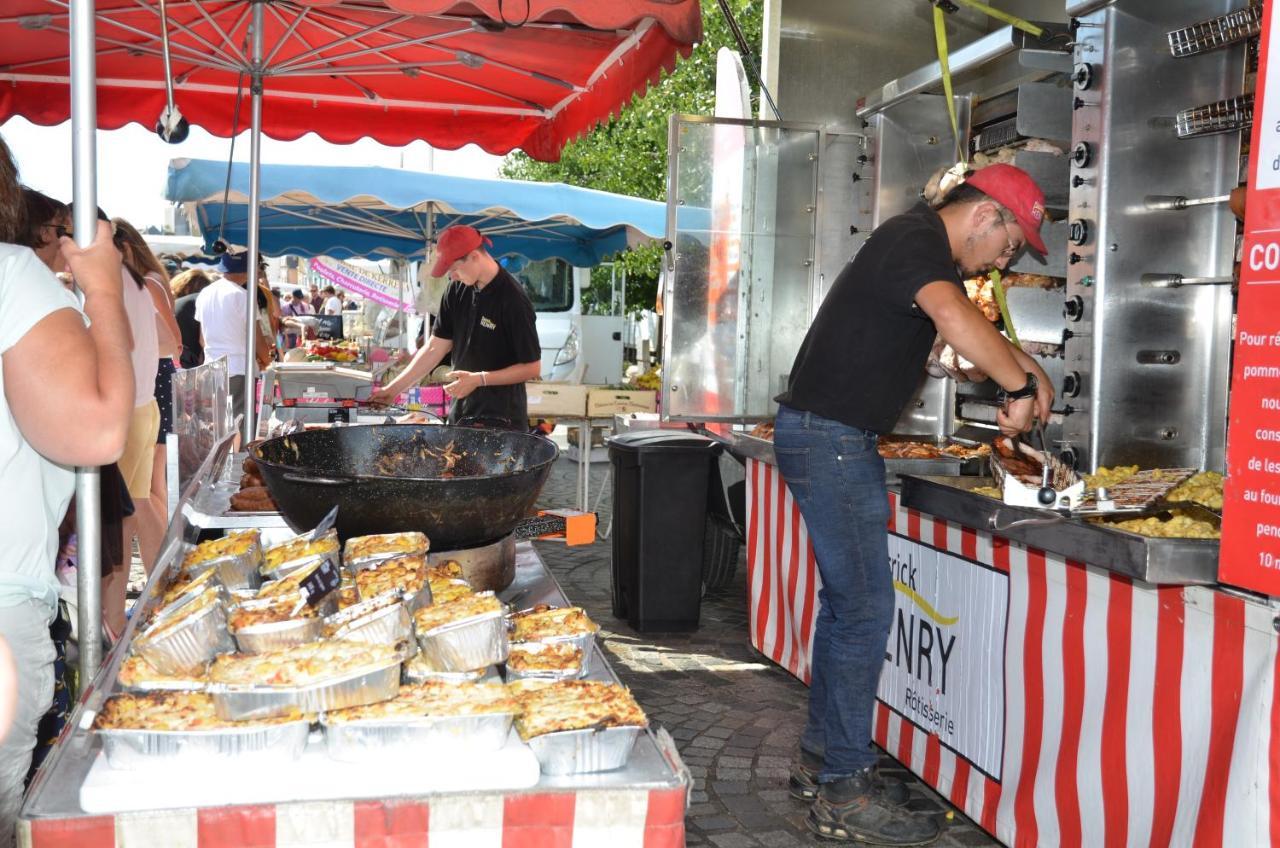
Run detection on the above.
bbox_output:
[772,404,894,781]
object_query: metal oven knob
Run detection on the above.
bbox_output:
[1073,63,1094,90]
[1068,219,1090,245]
[1071,142,1092,168]
[1062,371,1082,398]
[1063,295,1085,322]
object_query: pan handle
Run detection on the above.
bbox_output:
[281,472,351,486]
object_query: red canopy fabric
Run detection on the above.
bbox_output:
[0,0,701,161]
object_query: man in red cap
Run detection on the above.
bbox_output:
[371,225,541,428]
[773,163,1054,846]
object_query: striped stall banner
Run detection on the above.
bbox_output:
[19,787,688,848]
[744,460,1279,847]
[746,457,821,683]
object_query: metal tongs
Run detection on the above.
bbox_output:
[988,419,1068,532]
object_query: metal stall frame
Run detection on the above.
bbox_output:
[70,0,102,683]
[661,113,834,424]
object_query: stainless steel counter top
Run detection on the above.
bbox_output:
[899,475,1220,585]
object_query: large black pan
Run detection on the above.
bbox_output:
[251,425,558,549]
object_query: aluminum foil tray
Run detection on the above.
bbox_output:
[511,631,596,674]
[401,660,500,685]
[96,719,310,770]
[182,541,264,592]
[233,616,324,654]
[348,559,434,611]
[504,662,585,683]
[209,658,403,721]
[416,610,508,672]
[119,678,207,694]
[320,711,515,763]
[526,724,645,775]
[343,532,430,571]
[326,597,413,647]
[260,551,337,584]
[212,548,265,592]
[133,602,235,676]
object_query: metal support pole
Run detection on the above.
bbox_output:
[71,0,103,684]
[243,1,264,442]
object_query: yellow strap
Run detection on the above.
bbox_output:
[952,0,1044,38]
[933,6,965,166]
[989,269,1020,347]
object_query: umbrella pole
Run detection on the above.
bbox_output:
[243,0,264,443]
[71,0,103,683]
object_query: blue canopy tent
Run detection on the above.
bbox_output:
[164,158,667,265]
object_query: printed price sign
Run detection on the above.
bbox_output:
[300,556,343,606]
[1221,0,1280,596]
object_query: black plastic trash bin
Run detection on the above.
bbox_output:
[608,431,723,633]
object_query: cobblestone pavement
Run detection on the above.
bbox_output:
[534,455,998,847]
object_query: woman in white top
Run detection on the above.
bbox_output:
[114,219,182,578]
[81,211,161,638]
[0,134,134,848]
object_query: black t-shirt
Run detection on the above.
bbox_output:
[174,293,203,369]
[433,267,541,427]
[775,202,962,434]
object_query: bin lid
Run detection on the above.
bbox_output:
[607,430,722,453]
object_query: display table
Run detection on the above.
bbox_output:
[20,432,688,846]
[744,455,1279,847]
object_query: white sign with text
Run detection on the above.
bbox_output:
[876,535,1008,780]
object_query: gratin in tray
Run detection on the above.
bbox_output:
[504,642,588,682]
[259,551,337,584]
[132,601,234,676]
[401,659,499,685]
[319,711,516,762]
[181,539,264,592]
[510,631,597,674]
[95,720,311,770]
[416,607,509,672]
[207,656,405,721]
[232,617,324,654]
[525,724,646,775]
[325,592,414,647]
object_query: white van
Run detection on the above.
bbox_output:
[506,257,625,386]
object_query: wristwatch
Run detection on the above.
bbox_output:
[997,372,1038,405]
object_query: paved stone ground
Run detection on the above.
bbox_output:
[533,455,998,847]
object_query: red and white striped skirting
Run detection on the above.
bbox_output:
[745,457,1279,847]
[19,787,688,847]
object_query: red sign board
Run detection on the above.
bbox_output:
[1221,0,1280,595]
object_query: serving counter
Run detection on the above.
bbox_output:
[19,437,688,848]
[741,451,1279,847]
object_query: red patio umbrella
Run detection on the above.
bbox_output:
[0,0,701,161]
[0,0,700,679]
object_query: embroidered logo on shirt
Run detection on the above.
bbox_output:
[480,317,496,330]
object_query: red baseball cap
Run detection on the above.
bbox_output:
[429,225,493,277]
[963,164,1048,255]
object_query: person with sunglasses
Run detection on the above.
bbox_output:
[17,190,71,276]
[772,164,1054,846]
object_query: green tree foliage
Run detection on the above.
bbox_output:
[501,0,762,315]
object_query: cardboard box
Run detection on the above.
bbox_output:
[587,388,658,417]
[527,382,591,417]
